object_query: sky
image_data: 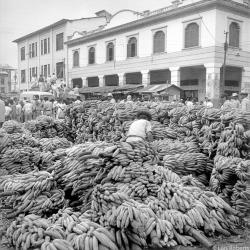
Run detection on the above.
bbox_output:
[0,0,172,68]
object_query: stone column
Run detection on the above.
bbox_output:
[118,73,125,86]
[204,63,222,107]
[241,67,250,92]
[82,77,87,88]
[99,75,105,87]
[169,67,180,86]
[141,70,150,87]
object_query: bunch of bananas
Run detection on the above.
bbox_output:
[2,120,23,134]
[0,146,41,175]
[25,115,73,141]
[39,137,72,152]
[217,123,247,158]
[152,139,199,160]
[163,153,212,185]
[0,171,66,219]
[210,155,250,216]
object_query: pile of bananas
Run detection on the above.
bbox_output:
[25,115,73,141]
[152,139,199,160]
[216,123,247,158]
[210,155,250,216]
[0,171,66,220]
[39,137,72,152]
[0,146,41,174]
[1,120,23,134]
[90,161,240,248]
[6,207,121,250]
[163,153,213,185]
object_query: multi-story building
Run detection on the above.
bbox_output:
[66,0,250,104]
[0,64,17,94]
[13,13,109,91]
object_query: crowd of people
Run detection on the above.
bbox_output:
[0,90,249,127]
[0,96,75,126]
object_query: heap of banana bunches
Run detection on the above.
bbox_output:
[0,122,72,175]
[3,140,243,250]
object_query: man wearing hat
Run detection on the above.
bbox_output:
[126,110,153,143]
[241,91,250,112]
[230,93,240,109]
[107,93,116,104]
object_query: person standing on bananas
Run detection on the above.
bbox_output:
[126,110,153,143]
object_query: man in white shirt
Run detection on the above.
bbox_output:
[107,93,116,104]
[241,91,250,112]
[0,98,5,127]
[23,100,33,122]
[203,97,213,108]
[126,110,153,143]
[75,96,82,104]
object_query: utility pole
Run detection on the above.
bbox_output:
[221,31,228,97]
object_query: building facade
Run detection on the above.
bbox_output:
[13,14,108,91]
[0,65,17,94]
[66,0,250,104]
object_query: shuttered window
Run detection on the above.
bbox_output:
[73,50,79,67]
[88,47,95,64]
[106,42,114,61]
[153,31,165,53]
[229,22,240,48]
[184,22,199,48]
[127,37,137,58]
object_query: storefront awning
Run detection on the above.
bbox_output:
[136,84,182,94]
[80,84,143,94]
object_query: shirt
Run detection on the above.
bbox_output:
[127,119,152,140]
[23,103,33,113]
[221,100,231,110]
[5,106,12,116]
[110,98,116,104]
[43,101,53,111]
[75,100,81,104]
[204,101,213,108]
[230,99,240,109]
[241,97,250,112]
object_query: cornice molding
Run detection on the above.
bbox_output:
[66,0,250,47]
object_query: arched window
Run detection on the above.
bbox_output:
[88,47,95,64]
[184,22,199,48]
[106,42,114,61]
[153,31,165,53]
[73,50,79,67]
[229,22,240,48]
[127,37,137,58]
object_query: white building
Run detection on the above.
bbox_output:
[13,13,109,91]
[0,64,17,94]
[66,0,250,104]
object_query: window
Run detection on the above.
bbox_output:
[73,50,79,67]
[41,64,50,77]
[88,47,95,64]
[21,47,25,61]
[1,87,5,93]
[29,42,37,58]
[229,22,240,48]
[29,67,37,80]
[21,70,26,83]
[41,40,43,55]
[184,22,199,48]
[56,62,64,78]
[127,37,137,58]
[41,38,50,55]
[44,39,47,54]
[106,42,114,61]
[153,31,165,53]
[56,33,64,51]
[225,80,239,87]
[44,65,47,77]
[180,79,199,86]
